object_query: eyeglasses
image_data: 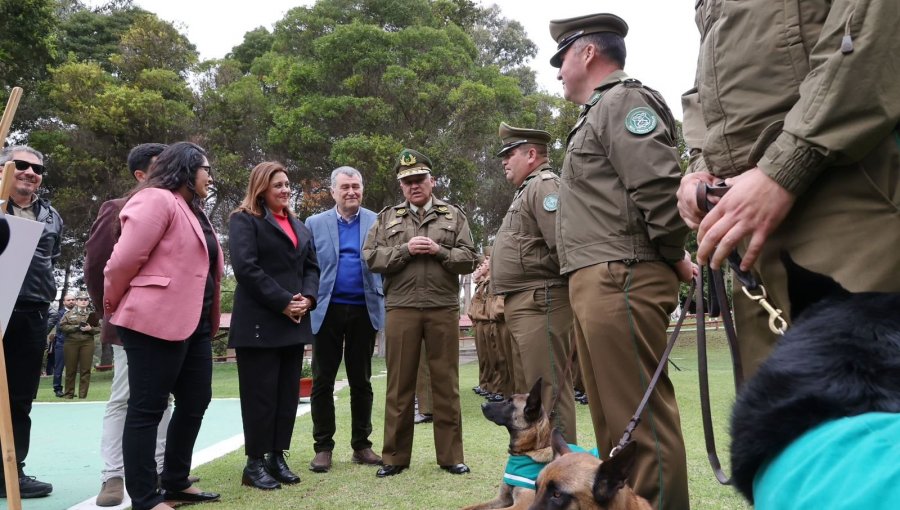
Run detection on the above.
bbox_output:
[12,159,46,175]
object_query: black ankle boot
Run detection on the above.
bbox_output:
[265,451,300,484]
[242,457,281,490]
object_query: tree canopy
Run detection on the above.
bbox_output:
[2,0,686,298]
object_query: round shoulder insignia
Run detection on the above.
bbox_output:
[542,193,559,212]
[624,107,658,135]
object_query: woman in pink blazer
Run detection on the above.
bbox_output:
[104,142,223,510]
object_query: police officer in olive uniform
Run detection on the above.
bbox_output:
[364,149,479,478]
[549,14,692,510]
[680,0,900,379]
[489,123,577,443]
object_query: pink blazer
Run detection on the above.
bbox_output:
[104,188,224,341]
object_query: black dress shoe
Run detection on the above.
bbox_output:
[440,463,470,475]
[266,451,300,484]
[487,393,504,402]
[162,488,221,502]
[242,457,281,490]
[54,390,64,398]
[375,464,408,478]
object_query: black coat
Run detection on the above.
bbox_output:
[228,208,319,348]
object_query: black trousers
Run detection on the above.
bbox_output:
[311,303,377,452]
[1,303,49,477]
[119,322,212,510]
[235,344,303,458]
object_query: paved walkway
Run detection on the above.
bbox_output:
[4,384,346,510]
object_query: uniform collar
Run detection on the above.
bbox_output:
[516,163,554,192]
[408,197,434,214]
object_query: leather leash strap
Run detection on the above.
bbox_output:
[696,265,745,485]
[609,278,696,459]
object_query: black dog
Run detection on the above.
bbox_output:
[730,262,900,503]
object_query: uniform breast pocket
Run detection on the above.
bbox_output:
[563,128,590,180]
[386,227,406,247]
[435,223,457,245]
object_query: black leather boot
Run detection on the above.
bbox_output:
[266,451,300,484]
[242,457,281,490]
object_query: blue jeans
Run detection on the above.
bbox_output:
[52,339,65,392]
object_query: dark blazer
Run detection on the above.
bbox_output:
[305,207,384,335]
[228,207,319,349]
[84,197,125,346]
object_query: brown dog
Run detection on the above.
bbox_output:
[461,379,552,510]
[529,430,651,510]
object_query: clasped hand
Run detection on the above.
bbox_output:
[283,294,311,323]
[407,236,440,255]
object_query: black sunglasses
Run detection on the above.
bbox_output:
[12,159,46,175]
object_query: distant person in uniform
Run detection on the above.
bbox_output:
[489,122,576,442]
[364,149,479,478]
[58,292,98,399]
[549,13,693,510]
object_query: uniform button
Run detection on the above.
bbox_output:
[255,333,260,339]
[255,325,260,329]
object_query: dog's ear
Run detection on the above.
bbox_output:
[593,441,636,505]
[524,378,543,423]
[550,428,571,459]
[781,252,850,320]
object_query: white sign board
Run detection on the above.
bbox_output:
[0,214,43,332]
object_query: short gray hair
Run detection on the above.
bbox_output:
[0,145,44,165]
[330,166,363,189]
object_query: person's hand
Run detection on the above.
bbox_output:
[80,324,92,332]
[407,236,439,255]
[697,168,796,270]
[673,250,697,283]
[283,294,306,323]
[677,171,718,230]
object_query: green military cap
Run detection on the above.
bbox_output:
[394,148,433,180]
[75,291,90,300]
[496,122,552,157]
[549,13,629,68]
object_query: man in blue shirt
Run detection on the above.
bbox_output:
[46,293,75,397]
[305,166,385,473]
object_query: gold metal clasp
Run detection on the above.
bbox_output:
[742,285,788,335]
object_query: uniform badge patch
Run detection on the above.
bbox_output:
[395,208,407,216]
[624,107,658,135]
[543,193,559,212]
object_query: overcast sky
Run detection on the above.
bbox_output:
[100,0,700,118]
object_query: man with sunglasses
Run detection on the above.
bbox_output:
[1,145,63,499]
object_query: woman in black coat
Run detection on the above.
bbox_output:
[229,161,319,490]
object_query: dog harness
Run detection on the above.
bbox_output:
[503,445,599,489]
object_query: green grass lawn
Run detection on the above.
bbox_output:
[37,332,749,509]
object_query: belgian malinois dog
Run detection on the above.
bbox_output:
[529,430,651,510]
[461,378,552,510]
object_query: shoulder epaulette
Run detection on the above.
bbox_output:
[623,78,643,88]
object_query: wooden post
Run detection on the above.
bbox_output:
[0,86,25,510]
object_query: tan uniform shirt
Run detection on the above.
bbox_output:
[491,163,567,295]
[688,0,900,195]
[557,70,688,274]
[364,197,478,309]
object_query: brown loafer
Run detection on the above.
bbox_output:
[309,451,332,473]
[351,448,383,466]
